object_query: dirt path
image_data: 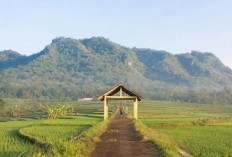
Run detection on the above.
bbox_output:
[91,114,161,157]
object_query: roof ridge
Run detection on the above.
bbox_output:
[98,83,143,101]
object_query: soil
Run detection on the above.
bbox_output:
[91,114,161,157]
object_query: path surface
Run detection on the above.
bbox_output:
[91,114,161,157]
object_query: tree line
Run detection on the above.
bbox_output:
[0,84,102,100]
[146,87,232,105]
[1,86,232,106]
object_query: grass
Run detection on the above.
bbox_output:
[41,114,102,126]
[134,119,179,157]
[158,125,232,157]
[0,99,108,157]
[31,108,118,157]
[0,114,103,157]
[22,123,91,143]
[19,114,102,145]
[0,119,41,157]
[130,101,232,157]
[21,114,104,156]
[3,98,232,157]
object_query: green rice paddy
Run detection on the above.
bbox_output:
[134,101,232,157]
[0,100,104,157]
[1,99,232,157]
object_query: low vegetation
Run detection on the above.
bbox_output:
[0,120,41,157]
[0,99,111,157]
[134,120,179,157]
[158,125,232,157]
[1,98,232,157]
[41,104,75,119]
[130,101,232,157]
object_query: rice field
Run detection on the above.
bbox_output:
[133,101,232,157]
[0,100,104,157]
[0,120,41,157]
[22,120,92,143]
[158,125,232,157]
[2,98,232,157]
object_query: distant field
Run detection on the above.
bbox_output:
[132,101,232,157]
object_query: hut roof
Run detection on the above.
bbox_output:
[98,83,143,101]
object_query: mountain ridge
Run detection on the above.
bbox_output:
[0,37,232,99]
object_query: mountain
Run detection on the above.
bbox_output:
[134,48,232,87]
[0,37,232,99]
[0,50,26,70]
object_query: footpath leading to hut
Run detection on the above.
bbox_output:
[91,113,161,157]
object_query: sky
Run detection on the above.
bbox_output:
[0,0,232,68]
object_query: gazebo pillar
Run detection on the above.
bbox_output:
[104,96,108,120]
[134,97,138,119]
[99,84,143,120]
[120,86,122,97]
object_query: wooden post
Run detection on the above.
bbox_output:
[120,86,122,97]
[104,96,108,120]
[120,87,122,107]
[134,97,138,119]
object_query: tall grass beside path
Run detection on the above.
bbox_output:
[31,111,118,157]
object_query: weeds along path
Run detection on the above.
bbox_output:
[91,114,161,157]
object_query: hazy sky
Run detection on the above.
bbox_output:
[1,0,232,67]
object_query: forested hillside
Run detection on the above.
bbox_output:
[0,37,232,102]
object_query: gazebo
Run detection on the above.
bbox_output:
[98,83,143,120]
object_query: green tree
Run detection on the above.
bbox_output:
[0,98,5,116]
[0,98,4,109]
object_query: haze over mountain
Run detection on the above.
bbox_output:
[0,37,232,99]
